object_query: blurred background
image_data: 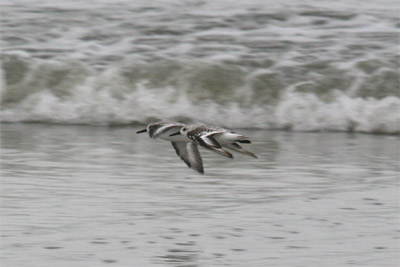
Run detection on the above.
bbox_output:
[1,0,399,133]
[1,1,399,267]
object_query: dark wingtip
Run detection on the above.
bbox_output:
[238,140,251,144]
[223,151,234,159]
[136,129,147,134]
[226,151,234,159]
[194,166,204,174]
[190,167,204,174]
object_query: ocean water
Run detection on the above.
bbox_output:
[1,0,400,266]
[1,123,399,267]
[0,0,399,133]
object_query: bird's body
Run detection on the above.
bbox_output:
[136,121,204,174]
[183,124,250,143]
[175,124,257,159]
[137,121,189,142]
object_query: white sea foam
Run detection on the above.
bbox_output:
[1,0,399,133]
[1,71,399,134]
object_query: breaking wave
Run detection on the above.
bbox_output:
[1,0,399,134]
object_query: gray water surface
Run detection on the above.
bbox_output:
[1,124,399,266]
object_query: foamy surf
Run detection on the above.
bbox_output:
[1,0,399,134]
[1,76,398,134]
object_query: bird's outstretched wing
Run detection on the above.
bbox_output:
[171,142,204,174]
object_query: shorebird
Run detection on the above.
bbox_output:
[136,121,204,174]
[170,123,257,159]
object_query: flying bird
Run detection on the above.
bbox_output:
[137,121,204,174]
[170,123,257,159]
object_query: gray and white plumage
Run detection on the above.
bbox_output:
[171,142,204,174]
[136,121,205,174]
[173,123,258,159]
[136,121,188,142]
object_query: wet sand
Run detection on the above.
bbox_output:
[1,123,399,266]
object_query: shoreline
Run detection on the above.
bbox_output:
[1,121,399,136]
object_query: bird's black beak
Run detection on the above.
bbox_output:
[136,129,147,134]
[169,131,181,136]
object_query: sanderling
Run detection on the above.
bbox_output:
[170,124,258,159]
[137,121,204,174]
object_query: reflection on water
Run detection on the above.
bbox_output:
[1,124,399,267]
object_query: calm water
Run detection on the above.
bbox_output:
[1,123,398,266]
